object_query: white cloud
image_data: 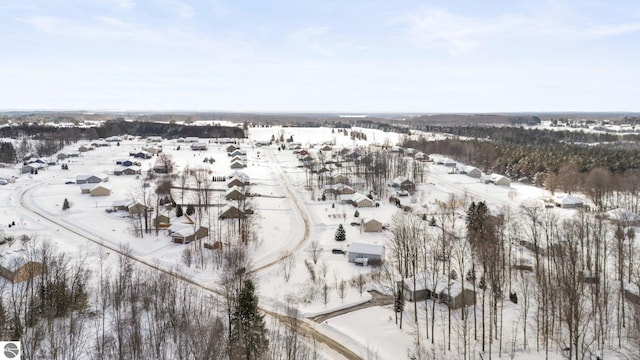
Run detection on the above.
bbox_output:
[163,0,194,19]
[394,6,640,54]
[291,26,333,56]
[109,0,135,9]
[393,8,526,53]
[290,26,362,57]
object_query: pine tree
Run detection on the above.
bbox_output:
[176,204,183,217]
[62,198,70,211]
[229,279,268,360]
[354,210,360,218]
[186,204,195,216]
[335,224,346,242]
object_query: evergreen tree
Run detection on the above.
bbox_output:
[176,204,183,217]
[186,204,195,216]
[229,279,268,360]
[354,210,360,218]
[62,198,70,211]
[335,224,346,242]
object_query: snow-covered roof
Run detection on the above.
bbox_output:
[226,186,244,195]
[112,199,133,207]
[339,192,371,203]
[349,242,384,255]
[606,208,640,222]
[554,195,583,205]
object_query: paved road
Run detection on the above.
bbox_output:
[310,290,394,323]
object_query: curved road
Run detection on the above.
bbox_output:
[17,146,361,360]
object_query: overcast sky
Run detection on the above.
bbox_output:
[1,0,639,113]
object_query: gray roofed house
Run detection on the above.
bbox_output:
[348,242,384,264]
[76,174,109,184]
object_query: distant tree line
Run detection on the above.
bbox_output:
[95,120,245,139]
[404,136,640,184]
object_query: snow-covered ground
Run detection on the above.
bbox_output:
[1,125,636,359]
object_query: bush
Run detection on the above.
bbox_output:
[509,292,518,304]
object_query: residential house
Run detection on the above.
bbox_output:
[323,184,355,195]
[113,166,141,176]
[339,193,375,207]
[142,146,162,155]
[361,218,383,232]
[147,136,163,142]
[90,184,112,197]
[483,173,511,187]
[331,173,349,185]
[401,276,476,309]
[390,176,415,192]
[112,200,133,211]
[131,151,152,159]
[225,186,246,201]
[154,214,170,228]
[554,195,584,209]
[415,152,429,161]
[460,166,482,178]
[219,204,244,219]
[230,160,245,169]
[348,242,384,264]
[171,226,209,244]
[230,156,245,164]
[0,258,44,283]
[605,208,640,225]
[227,176,246,188]
[128,203,148,216]
[229,149,247,157]
[437,158,456,167]
[76,174,109,184]
[191,142,207,151]
[21,163,46,174]
[228,171,250,183]
[225,144,238,152]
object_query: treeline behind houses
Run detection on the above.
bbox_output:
[0,120,245,163]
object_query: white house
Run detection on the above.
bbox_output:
[483,173,511,187]
[554,195,584,209]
